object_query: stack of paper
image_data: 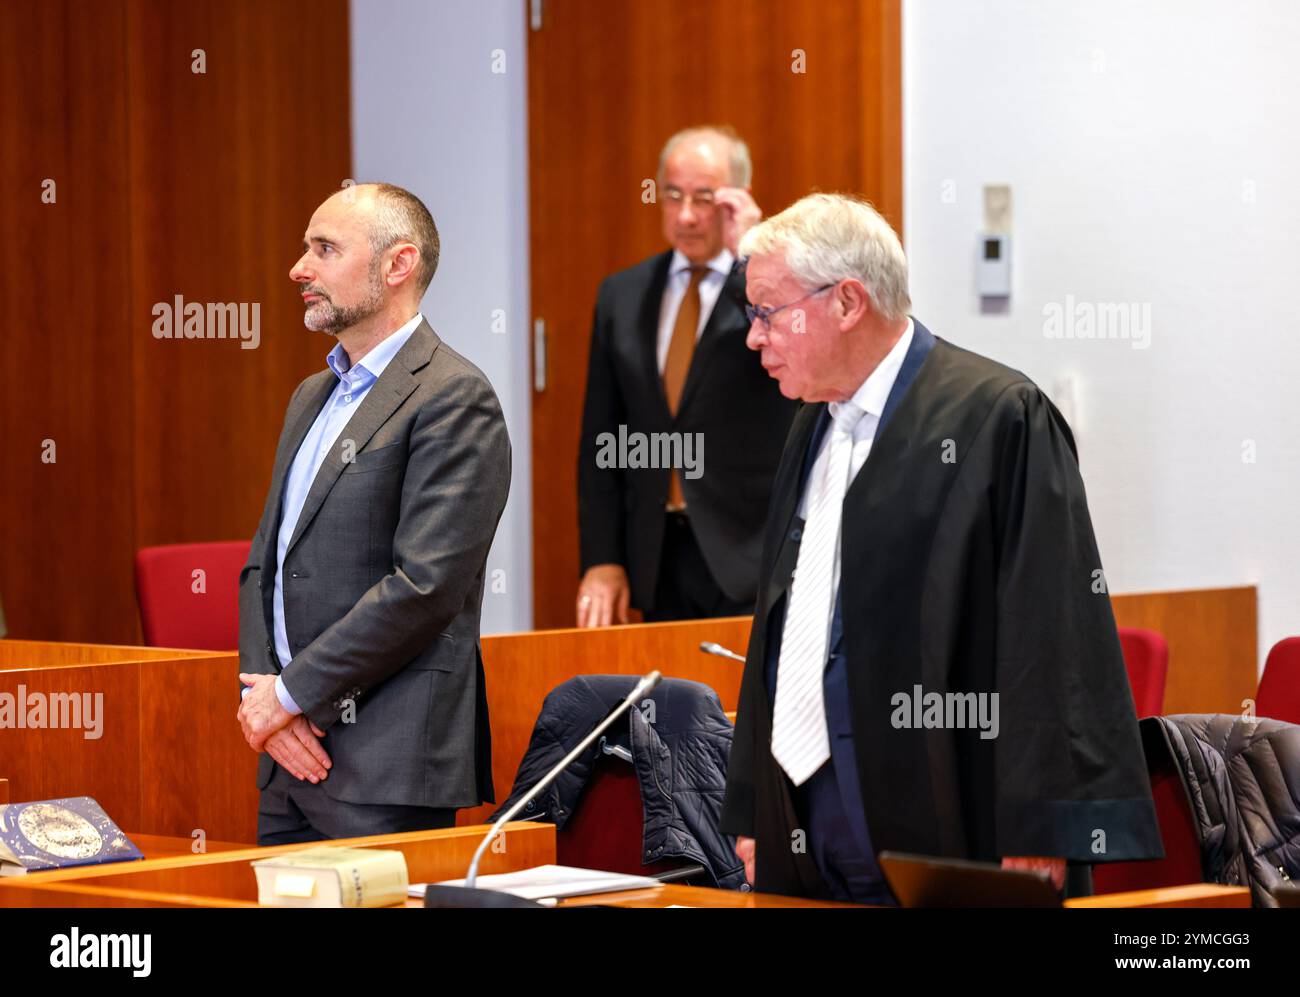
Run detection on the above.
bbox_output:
[409,864,660,901]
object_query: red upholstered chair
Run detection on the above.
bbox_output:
[555,754,688,878]
[1092,718,1203,895]
[1257,637,1300,724]
[134,541,250,650]
[1118,627,1168,718]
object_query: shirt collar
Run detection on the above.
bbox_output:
[669,247,735,280]
[325,312,423,382]
[831,317,915,422]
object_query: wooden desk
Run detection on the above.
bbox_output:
[129,832,252,861]
[0,640,210,670]
[1065,884,1251,909]
[557,885,863,908]
[0,619,754,841]
[565,883,1249,909]
[0,589,1260,893]
[0,642,246,838]
[0,822,555,908]
[0,823,1250,909]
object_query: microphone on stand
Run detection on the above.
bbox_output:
[699,641,746,663]
[423,669,663,909]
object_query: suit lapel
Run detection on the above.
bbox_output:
[763,403,826,607]
[285,321,439,555]
[265,373,336,554]
[762,320,937,606]
[843,318,937,508]
[675,262,747,417]
[637,252,673,423]
[879,319,935,431]
[259,373,336,628]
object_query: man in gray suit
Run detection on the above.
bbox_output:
[237,183,511,845]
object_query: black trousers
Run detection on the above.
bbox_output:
[257,762,457,846]
[643,511,753,622]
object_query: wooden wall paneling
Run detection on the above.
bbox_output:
[125,0,353,558]
[1111,585,1257,715]
[0,1,138,643]
[0,0,352,645]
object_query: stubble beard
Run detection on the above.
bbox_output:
[302,265,385,335]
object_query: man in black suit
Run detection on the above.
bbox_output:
[721,193,1160,903]
[576,126,797,626]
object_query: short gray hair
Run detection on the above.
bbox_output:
[656,125,752,188]
[357,182,441,295]
[739,193,911,321]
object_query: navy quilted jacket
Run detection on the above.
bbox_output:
[490,674,746,890]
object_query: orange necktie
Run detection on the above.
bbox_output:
[663,265,706,510]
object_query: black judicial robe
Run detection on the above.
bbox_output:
[719,320,1163,899]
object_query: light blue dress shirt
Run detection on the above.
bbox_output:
[257,313,423,715]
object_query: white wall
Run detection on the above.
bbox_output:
[904,0,1300,676]
[351,0,531,632]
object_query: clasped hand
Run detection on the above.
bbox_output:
[237,673,332,783]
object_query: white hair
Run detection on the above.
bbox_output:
[739,193,911,321]
[656,125,752,188]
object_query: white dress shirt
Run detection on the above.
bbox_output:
[655,247,735,373]
[796,318,915,600]
[267,311,423,714]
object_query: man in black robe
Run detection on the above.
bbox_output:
[720,193,1162,903]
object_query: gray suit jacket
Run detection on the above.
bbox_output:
[238,319,511,809]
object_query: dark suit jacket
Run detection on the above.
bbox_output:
[238,319,511,810]
[721,320,1161,898]
[577,250,797,611]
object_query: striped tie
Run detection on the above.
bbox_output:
[771,402,865,786]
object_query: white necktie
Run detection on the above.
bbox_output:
[771,402,865,786]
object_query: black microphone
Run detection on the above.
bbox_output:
[423,669,663,909]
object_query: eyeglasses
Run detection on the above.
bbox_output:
[662,186,717,209]
[745,284,834,331]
